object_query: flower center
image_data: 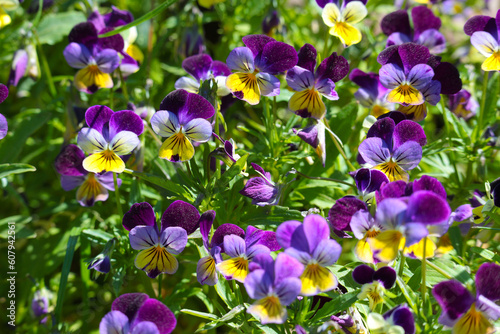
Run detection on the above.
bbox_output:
[365,227,380,238]
[454,303,493,334]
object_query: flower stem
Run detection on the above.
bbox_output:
[293,169,356,188]
[440,99,461,186]
[34,33,57,98]
[117,68,129,101]
[421,237,427,312]
[398,253,406,277]
[322,118,356,171]
[158,274,162,299]
[113,172,123,218]
[476,71,489,142]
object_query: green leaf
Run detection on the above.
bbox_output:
[0,215,36,239]
[213,154,249,192]
[448,226,463,256]
[0,163,36,178]
[112,267,126,297]
[470,247,500,263]
[82,229,114,243]
[198,304,246,331]
[123,169,194,201]
[37,11,87,45]
[310,291,359,322]
[241,205,303,226]
[181,309,218,321]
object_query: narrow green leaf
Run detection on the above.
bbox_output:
[0,163,36,178]
[448,226,463,256]
[213,154,249,192]
[123,169,193,201]
[470,247,500,263]
[180,309,218,321]
[310,291,359,322]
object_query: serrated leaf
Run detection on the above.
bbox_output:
[37,11,87,45]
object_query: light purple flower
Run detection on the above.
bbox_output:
[240,163,281,206]
[448,89,478,119]
[350,69,393,117]
[293,121,326,166]
[0,83,8,140]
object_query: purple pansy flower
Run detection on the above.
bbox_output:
[180,26,205,58]
[433,263,500,334]
[286,43,349,119]
[448,89,478,119]
[216,225,279,283]
[175,54,231,97]
[225,34,298,105]
[381,6,446,54]
[87,238,115,274]
[151,89,215,162]
[100,293,177,334]
[54,144,122,206]
[368,304,416,334]
[328,195,368,237]
[240,163,281,206]
[196,210,221,286]
[465,9,500,72]
[262,10,281,37]
[31,289,49,324]
[358,117,427,182]
[244,253,303,324]
[123,201,202,278]
[293,121,326,166]
[350,69,393,118]
[8,49,28,87]
[276,214,342,296]
[77,105,143,173]
[0,83,8,140]
[63,22,122,93]
[353,265,397,310]
[351,168,389,198]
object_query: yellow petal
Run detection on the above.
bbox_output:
[288,89,326,119]
[387,84,424,105]
[355,238,375,263]
[216,257,249,283]
[342,1,368,24]
[82,150,125,174]
[436,234,454,255]
[403,237,436,259]
[371,105,390,118]
[226,72,261,105]
[300,263,337,296]
[135,245,179,275]
[453,303,494,334]
[74,65,113,93]
[126,44,144,65]
[0,7,11,28]
[369,230,405,263]
[374,160,409,182]
[481,53,500,71]
[248,296,286,324]
[358,281,385,310]
[321,3,341,27]
[397,103,428,122]
[76,173,108,206]
[329,22,362,47]
[159,132,195,162]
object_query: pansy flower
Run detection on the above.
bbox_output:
[77,105,143,173]
[101,293,177,334]
[358,117,427,182]
[216,225,279,283]
[175,54,231,97]
[350,210,385,263]
[351,168,389,199]
[225,34,298,105]
[197,210,221,286]
[63,22,123,93]
[0,0,18,29]
[433,263,500,334]
[151,89,215,162]
[54,144,122,206]
[244,253,303,324]
[31,289,50,324]
[368,304,415,334]
[465,9,500,71]
[353,265,397,310]
[262,10,281,37]
[240,163,281,206]
[0,83,8,140]
[293,121,326,166]
[319,0,368,47]
[447,89,478,119]
[369,190,451,262]
[122,201,202,278]
[276,214,342,296]
[377,43,462,121]
[350,69,393,117]
[286,43,349,119]
[381,6,446,54]
[180,26,205,58]
[328,196,368,237]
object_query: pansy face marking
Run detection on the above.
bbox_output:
[322,1,368,47]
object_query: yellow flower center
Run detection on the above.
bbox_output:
[454,303,494,334]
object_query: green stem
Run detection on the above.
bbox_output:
[476,71,489,142]
[323,28,331,60]
[421,237,427,312]
[32,0,44,27]
[117,68,129,101]
[294,170,356,188]
[34,33,57,98]
[158,275,162,299]
[398,253,406,277]
[146,124,163,145]
[396,277,418,314]
[113,172,123,218]
[440,99,461,186]
[263,97,275,155]
[322,118,356,171]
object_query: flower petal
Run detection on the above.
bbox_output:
[352,264,375,285]
[111,293,149,320]
[199,210,216,248]
[130,226,160,250]
[288,89,326,119]
[286,66,316,91]
[55,144,86,176]
[109,110,144,138]
[312,239,342,266]
[216,257,249,282]
[135,246,179,277]
[77,128,107,154]
[411,6,441,38]
[158,132,194,162]
[410,175,446,199]
[109,130,140,155]
[255,41,298,74]
[406,64,434,91]
[316,51,350,83]
[302,214,330,253]
[328,196,368,232]
[82,150,125,173]
[133,298,177,334]
[159,89,215,124]
[350,210,374,239]
[367,117,396,146]
[174,76,200,94]
[358,137,391,167]
[247,296,287,324]
[240,177,279,206]
[160,226,188,255]
[226,72,261,105]
[99,311,130,334]
[244,269,272,300]
[432,280,474,325]
[223,234,247,258]
[416,29,446,54]
[242,34,275,57]
[182,54,213,80]
[380,63,406,89]
[256,72,280,97]
[274,252,304,283]
[300,264,337,296]
[322,3,341,27]
[342,1,367,24]
[391,141,422,171]
[405,190,451,224]
[380,10,411,37]
[276,220,302,250]
[123,202,156,231]
[95,49,120,74]
[74,66,113,93]
[296,43,317,72]
[151,110,180,138]
[226,47,255,72]
[375,198,407,229]
[76,174,109,206]
[475,262,500,302]
[85,105,114,132]
[210,224,245,250]
[329,22,362,47]
[160,200,200,235]
[183,118,213,143]
[393,120,427,151]
[275,277,302,306]
[373,266,397,289]
[369,230,404,262]
[130,321,160,334]
[197,255,218,286]
[63,43,91,69]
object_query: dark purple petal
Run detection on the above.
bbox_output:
[431,62,462,95]
[54,144,87,176]
[160,200,200,235]
[384,305,416,334]
[210,224,245,250]
[376,180,407,203]
[211,60,231,77]
[240,177,278,206]
[349,69,379,96]
[88,255,111,273]
[464,15,496,37]
[377,45,403,68]
[355,169,389,194]
[85,105,114,133]
[406,191,451,224]
[381,10,411,37]
[96,27,125,52]
[411,6,441,38]
[432,280,474,323]
[0,113,7,140]
[411,175,446,199]
[316,52,349,83]
[242,34,275,57]
[352,264,375,285]
[88,10,106,32]
[112,293,149,321]
[256,41,298,74]
[398,43,431,74]
[476,263,500,302]
[68,22,98,49]
[378,111,407,124]
[328,196,367,232]
[492,177,500,207]
[133,299,176,334]
[259,231,281,251]
[315,0,334,8]
[367,117,395,147]
[182,54,213,81]
[373,266,397,289]
[123,202,156,231]
[8,49,28,87]
[0,84,8,103]
[297,43,317,72]
[159,89,215,125]
[109,110,144,138]
[104,6,134,28]
[199,210,216,248]
[393,120,427,150]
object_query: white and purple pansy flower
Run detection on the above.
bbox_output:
[358,117,427,182]
[175,53,231,97]
[352,265,397,310]
[77,105,144,174]
[276,214,342,296]
[244,253,303,324]
[381,6,446,54]
[433,263,500,334]
[225,34,298,105]
[350,69,393,118]
[151,89,215,162]
[54,144,122,207]
[368,304,416,334]
[286,43,349,119]
[240,163,281,206]
[465,9,500,72]
[122,201,203,278]
[216,225,280,283]
[100,293,177,334]
[63,22,123,93]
